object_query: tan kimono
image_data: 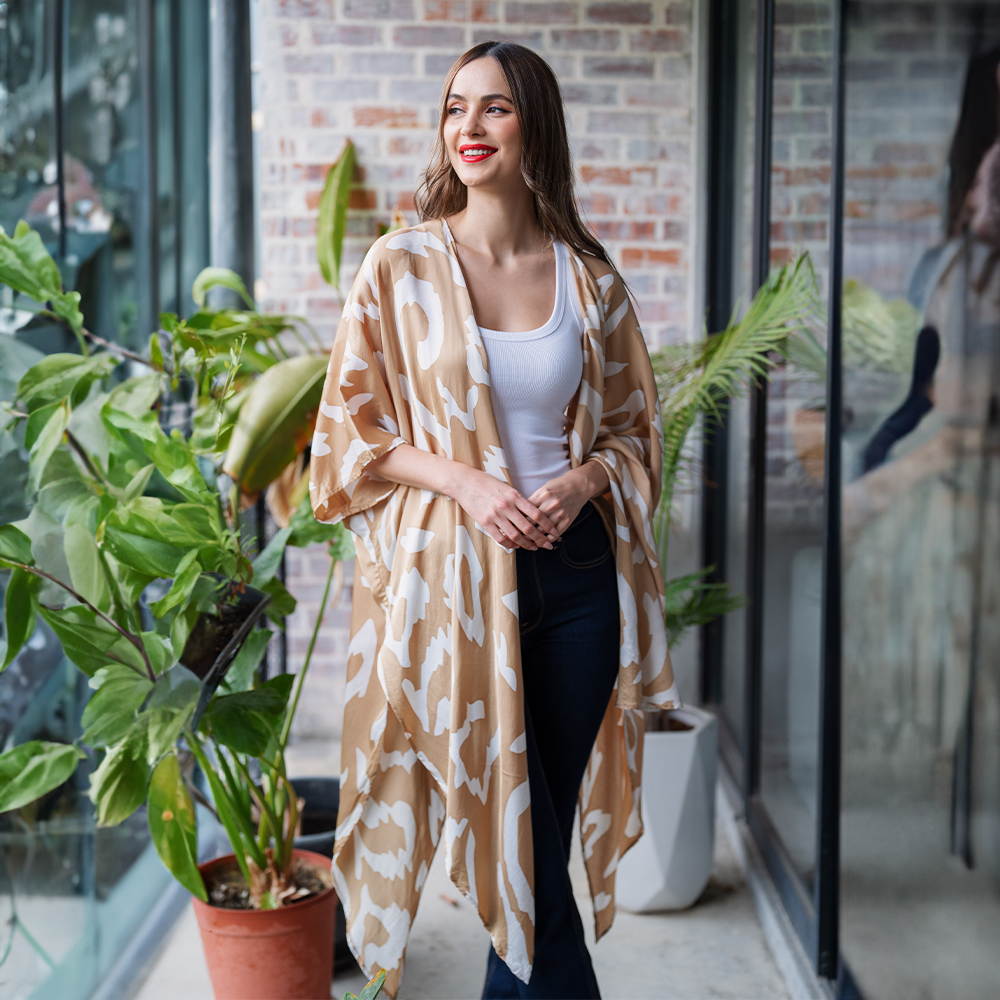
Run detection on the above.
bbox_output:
[310,219,678,995]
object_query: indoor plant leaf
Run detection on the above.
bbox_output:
[150,551,203,618]
[148,753,207,901]
[81,664,155,747]
[17,353,118,413]
[2,568,39,671]
[27,400,70,493]
[39,605,126,677]
[250,527,292,588]
[317,139,355,290]
[220,627,272,694]
[261,577,296,621]
[0,740,84,813]
[222,354,329,495]
[0,523,35,566]
[192,267,255,310]
[64,521,111,612]
[0,221,63,303]
[90,726,151,826]
[202,674,294,756]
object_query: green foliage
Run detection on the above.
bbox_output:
[148,753,207,902]
[342,968,388,1000]
[317,140,356,291]
[0,224,348,908]
[0,741,85,813]
[651,253,822,647]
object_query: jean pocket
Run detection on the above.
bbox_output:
[558,507,612,569]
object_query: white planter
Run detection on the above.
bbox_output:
[615,705,719,912]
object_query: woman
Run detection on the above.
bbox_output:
[311,41,679,998]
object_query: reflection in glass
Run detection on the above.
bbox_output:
[840,4,1000,995]
[720,0,760,746]
[756,0,835,890]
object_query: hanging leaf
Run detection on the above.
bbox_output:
[316,140,355,290]
[90,729,150,826]
[81,664,155,748]
[64,521,111,612]
[202,674,294,756]
[39,605,128,677]
[148,753,207,900]
[220,627,272,694]
[17,353,118,414]
[0,221,63,302]
[2,568,39,671]
[0,741,84,813]
[192,267,255,310]
[0,524,34,567]
[222,354,329,495]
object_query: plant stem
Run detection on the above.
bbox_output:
[64,428,111,489]
[6,560,156,681]
[278,553,336,751]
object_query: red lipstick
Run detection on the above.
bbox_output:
[459,144,498,163]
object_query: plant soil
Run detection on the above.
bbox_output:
[204,857,333,910]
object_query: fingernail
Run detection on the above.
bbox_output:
[544,543,553,550]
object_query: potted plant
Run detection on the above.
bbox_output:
[0,222,354,998]
[616,254,821,911]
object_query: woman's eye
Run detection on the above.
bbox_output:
[487,105,508,114]
[447,106,464,115]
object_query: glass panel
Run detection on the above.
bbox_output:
[719,0,760,746]
[840,3,1000,996]
[63,0,145,347]
[757,0,835,890]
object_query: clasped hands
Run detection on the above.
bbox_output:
[455,464,608,551]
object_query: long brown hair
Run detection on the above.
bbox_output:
[414,41,611,266]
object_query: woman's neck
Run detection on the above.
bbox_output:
[448,185,548,262]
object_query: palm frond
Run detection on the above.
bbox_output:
[662,567,748,648]
[651,252,821,548]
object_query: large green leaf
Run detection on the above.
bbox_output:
[90,730,150,826]
[17,353,118,413]
[288,494,354,556]
[222,354,329,494]
[102,525,188,579]
[251,527,292,588]
[64,521,111,612]
[317,140,355,290]
[148,753,207,900]
[0,524,34,567]
[3,568,39,671]
[82,664,154,748]
[149,551,202,618]
[192,267,255,310]
[27,400,70,493]
[220,627,272,694]
[261,576,296,621]
[39,605,125,677]
[0,222,62,303]
[203,674,294,756]
[0,741,84,813]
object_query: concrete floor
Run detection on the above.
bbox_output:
[131,739,790,1000]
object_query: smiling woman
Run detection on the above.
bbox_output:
[309,41,678,1000]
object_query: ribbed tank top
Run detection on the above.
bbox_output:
[478,241,584,498]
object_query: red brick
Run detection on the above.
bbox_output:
[550,29,620,50]
[580,165,655,186]
[583,56,654,77]
[560,83,618,104]
[425,0,498,21]
[312,25,379,45]
[387,190,417,210]
[769,220,827,241]
[503,2,577,24]
[664,2,691,26]
[284,54,334,74]
[279,25,299,46]
[593,220,656,240]
[586,3,651,24]
[471,28,543,47]
[577,192,617,214]
[342,0,413,17]
[305,297,345,315]
[629,29,686,52]
[393,25,465,46]
[621,247,682,267]
[622,191,685,214]
[662,220,687,240]
[774,2,830,26]
[272,0,333,16]
[624,82,687,106]
[310,108,338,127]
[388,135,433,156]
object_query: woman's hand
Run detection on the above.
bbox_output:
[527,462,611,539]
[453,468,557,550]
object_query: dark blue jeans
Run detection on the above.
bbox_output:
[482,503,620,1000]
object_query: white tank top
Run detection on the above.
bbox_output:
[478,241,584,498]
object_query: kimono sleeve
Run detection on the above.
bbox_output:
[310,248,407,524]
[583,268,664,566]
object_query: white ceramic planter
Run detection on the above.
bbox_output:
[615,705,719,912]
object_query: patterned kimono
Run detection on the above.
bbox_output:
[310,219,678,995]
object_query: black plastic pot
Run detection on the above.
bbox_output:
[180,575,272,682]
[293,776,355,974]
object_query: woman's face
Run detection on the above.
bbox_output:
[443,57,524,194]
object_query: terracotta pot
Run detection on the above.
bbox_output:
[192,850,337,1000]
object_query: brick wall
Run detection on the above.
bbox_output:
[255,0,705,739]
